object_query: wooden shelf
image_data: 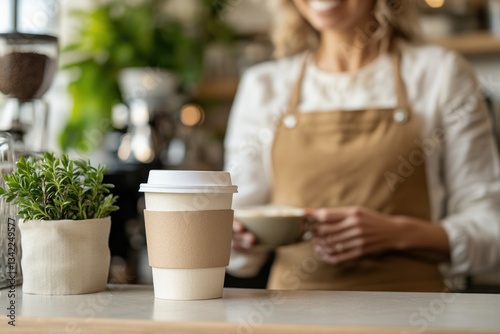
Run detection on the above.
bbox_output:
[196,78,239,101]
[194,31,500,101]
[428,31,500,55]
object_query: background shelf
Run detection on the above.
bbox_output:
[428,31,500,55]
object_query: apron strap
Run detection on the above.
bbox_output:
[287,53,309,115]
[391,47,409,110]
[286,41,410,115]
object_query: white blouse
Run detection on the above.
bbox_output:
[224,41,500,279]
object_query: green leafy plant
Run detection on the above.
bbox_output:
[0,153,119,220]
[60,0,235,152]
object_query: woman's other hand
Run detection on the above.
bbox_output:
[232,220,258,253]
[309,206,402,265]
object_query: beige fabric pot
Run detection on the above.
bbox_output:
[19,217,111,295]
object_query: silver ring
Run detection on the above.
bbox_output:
[334,243,344,253]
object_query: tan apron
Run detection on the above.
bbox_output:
[267,48,445,292]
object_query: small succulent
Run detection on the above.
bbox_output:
[0,152,119,220]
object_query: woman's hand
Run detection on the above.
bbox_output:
[232,220,258,253]
[309,206,451,265]
[309,206,403,265]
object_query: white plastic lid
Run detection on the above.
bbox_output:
[139,170,238,194]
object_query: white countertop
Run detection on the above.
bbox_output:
[1,284,500,333]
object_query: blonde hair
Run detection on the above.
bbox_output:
[269,0,420,58]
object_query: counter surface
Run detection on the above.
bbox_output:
[1,285,500,333]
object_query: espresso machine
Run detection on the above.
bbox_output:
[116,68,186,167]
[0,0,58,155]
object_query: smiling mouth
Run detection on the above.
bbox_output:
[307,0,342,13]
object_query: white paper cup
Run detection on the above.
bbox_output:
[139,170,237,300]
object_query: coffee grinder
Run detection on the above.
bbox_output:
[0,0,58,154]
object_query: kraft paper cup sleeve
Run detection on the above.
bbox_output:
[144,210,234,269]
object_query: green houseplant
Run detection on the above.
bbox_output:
[60,0,235,153]
[0,153,119,295]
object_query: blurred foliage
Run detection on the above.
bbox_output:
[60,0,235,153]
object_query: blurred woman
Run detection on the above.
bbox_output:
[225,0,500,291]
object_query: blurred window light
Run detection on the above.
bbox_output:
[132,131,154,163]
[425,0,445,8]
[166,138,186,166]
[130,100,150,126]
[180,104,204,127]
[133,143,154,163]
[112,103,129,130]
[118,134,132,161]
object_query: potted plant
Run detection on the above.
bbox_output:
[60,0,235,153]
[0,152,119,295]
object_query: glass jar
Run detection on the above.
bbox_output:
[0,132,22,289]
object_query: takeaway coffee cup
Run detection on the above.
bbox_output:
[139,170,238,300]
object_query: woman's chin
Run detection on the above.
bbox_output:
[303,0,352,31]
[296,0,374,34]
[309,19,351,32]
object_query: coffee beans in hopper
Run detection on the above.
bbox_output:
[0,52,56,101]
